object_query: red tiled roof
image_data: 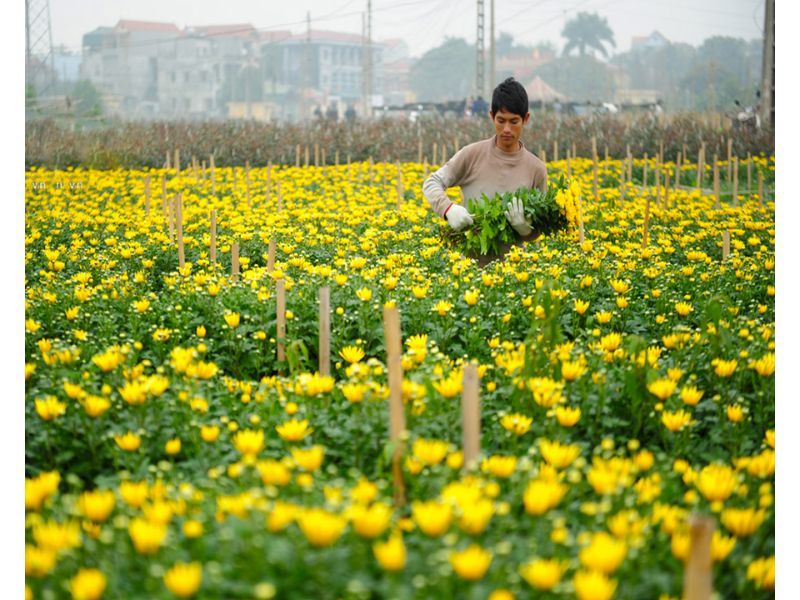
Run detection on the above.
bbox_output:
[115,20,180,33]
[259,30,293,42]
[285,30,368,44]
[190,24,256,38]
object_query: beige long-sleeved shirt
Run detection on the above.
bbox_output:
[422,135,548,218]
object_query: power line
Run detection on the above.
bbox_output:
[53,0,434,54]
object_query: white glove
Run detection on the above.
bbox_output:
[445,203,474,231]
[505,197,533,236]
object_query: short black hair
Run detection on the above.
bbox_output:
[491,77,529,118]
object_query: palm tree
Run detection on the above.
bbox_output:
[561,12,616,59]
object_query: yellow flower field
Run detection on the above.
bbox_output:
[25,156,774,598]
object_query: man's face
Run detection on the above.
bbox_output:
[490,108,530,151]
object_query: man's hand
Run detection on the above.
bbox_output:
[445,203,474,231]
[505,197,533,236]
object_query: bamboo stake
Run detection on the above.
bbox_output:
[231,242,239,282]
[683,516,714,600]
[161,174,167,217]
[174,149,180,174]
[722,231,730,261]
[604,146,609,162]
[335,150,340,166]
[732,158,739,206]
[267,239,276,274]
[643,153,648,188]
[566,151,572,178]
[382,306,406,508]
[541,149,547,165]
[553,140,558,162]
[304,145,310,167]
[395,161,403,209]
[318,287,331,377]
[175,194,184,268]
[245,161,251,208]
[655,158,661,206]
[314,142,319,167]
[417,139,423,164]
[144,175,151,216]
[461,363,480,468]
[675,152,682,190]
[209,210,217,265]
[210,154,216,195]
[295,144,301,167]
[266,162,272,202]
[168,194,175,241]
[664,170,670,208]
[696,144,705,191]
[276,279,286,363]
[166,150,171,170]
[572,142,577,159]
[713,156,720,208]
[277,180,283,212]
[627,153,633,183]
[591,136,597,158]
[758,171,764,205]
[727,138,733,184]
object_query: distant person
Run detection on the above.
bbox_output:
[326,104,338,121]
[422,77,547,261]
[471,95,488,119]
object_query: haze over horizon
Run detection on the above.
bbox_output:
[49,0,764,58]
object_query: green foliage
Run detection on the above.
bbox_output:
[561,11,616,58]
[442,175,570,256]
[408,37,475,102]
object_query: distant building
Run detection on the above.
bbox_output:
[524,76,564,104]
[615,89,659,105]
[81,20,181,116]
[275,29,384,119]
[631,31,669,51]
[381,39,413,105]
[53,45,82,84]
[496,47,555,87]
[77,21,394,120]
[157,24,262,119]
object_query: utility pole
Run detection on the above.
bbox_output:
[760,0,775,126]
[476,0,485,98]
[304,11,312,122]
[489,0,495,96]
[365,0,373,119]
[25,0,56,100]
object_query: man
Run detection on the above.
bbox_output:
[423,77,547,261]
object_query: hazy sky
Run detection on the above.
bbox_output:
[49,0,764,58]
